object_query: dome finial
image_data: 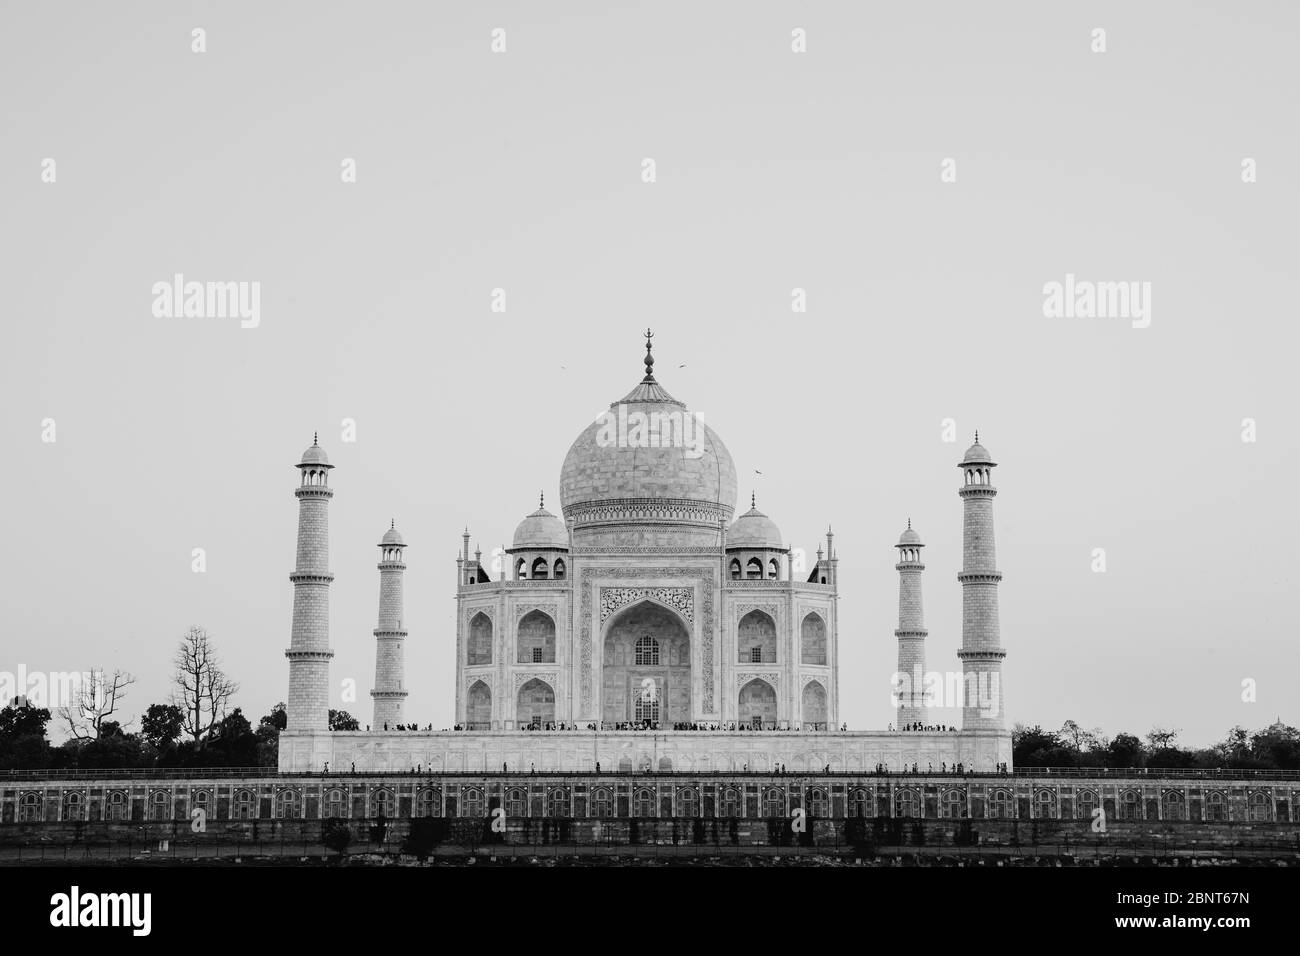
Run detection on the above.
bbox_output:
[390,518,395,530]
[642,327,656,381]
[751,491,756,509]
[539,490,545,509]
[907,516,912,530]
[313,431,318,446]
[974,429,979,443]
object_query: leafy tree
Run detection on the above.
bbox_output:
[329,709,360,731]
[1106,732,1144,768]
[1251,721,1300,770]
[141,703,185,749]
[254,702,287,768]
[0,702,52,771]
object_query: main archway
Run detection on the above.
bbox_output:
[602,600,691,725]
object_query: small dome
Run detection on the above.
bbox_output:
[728,500,784,550]
[298,437,332,468]
[512,501,568,550]
[381,523,404,547]
[898,525,922,546]
[961,438,993,465]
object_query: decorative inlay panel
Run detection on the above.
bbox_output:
[513,671,559,692]
[599,587,694,625]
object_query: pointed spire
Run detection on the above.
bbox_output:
[642,327,656,382]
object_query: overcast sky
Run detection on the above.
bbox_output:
[2,1,1296,747]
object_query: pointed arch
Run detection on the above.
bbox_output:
[801,611,827,665]
[467,679,492,728]
[468,612,493,665]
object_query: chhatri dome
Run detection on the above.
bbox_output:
[512,494,569,549]
[381,520,404,547]
[298,433,332,468]
[898,518,922,546]
[728,494,784,550]
[962,431,993,464]
[559,330,737,535]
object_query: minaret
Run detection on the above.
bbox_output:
[894,519,927,727]
[957,433,1006,730]
[370,520,409,729]
[285,434,334,732]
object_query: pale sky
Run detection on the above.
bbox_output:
[2,1,1297,748]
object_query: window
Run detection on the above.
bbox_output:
[415,789,440,818]
[1119,790,1140,821]
[1077,790,1098,820]
[746,558,763,579]
[989,790,1012,819]
[635,635,659,665]
[462,788,485,818]
[635,694,659,724]
[276,790,299,819]
[896,789,919,818]
[532,647,543,662]
[762,789,784,817]
[547,789,570,817]
[505,789,527,818]
[553,559,566,580]
[234,790,255,820]
[19,793,41,822]
[1035,790,1056,819]
[1249,792,1270,822]
[849,789,872,818]
[63,792,84,821]
[531,557,549,580]
[371,790,394,818]
[729,559,741,580]
[633,789,656,817]
[325,789,345,819]
[677,788,698,818]
[108,791,127,821]
[720,788,741,818]
[807,788,829,818]
[768,559,779,579]
[591,788,614,818]
[1206,791,1226,822]
[750,647,762,663]
[943,790,965,818]
[1160,791,1184,820]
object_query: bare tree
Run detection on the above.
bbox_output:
[171,626,239,745]
[1146,726,1180,751]
[58,668,136,740]
[1060,719,1102,752]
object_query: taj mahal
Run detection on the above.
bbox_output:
[277,333,1012,774]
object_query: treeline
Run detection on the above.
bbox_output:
[1013,720,1300,770]
[0,701,361,771]
[0,624,362,771]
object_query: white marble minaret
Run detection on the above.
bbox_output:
[894,519,928,727]
[285,434,334,732]
[370,521,409,728]
[957,434,1006,731]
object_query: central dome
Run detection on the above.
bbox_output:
[559,336,737,536]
